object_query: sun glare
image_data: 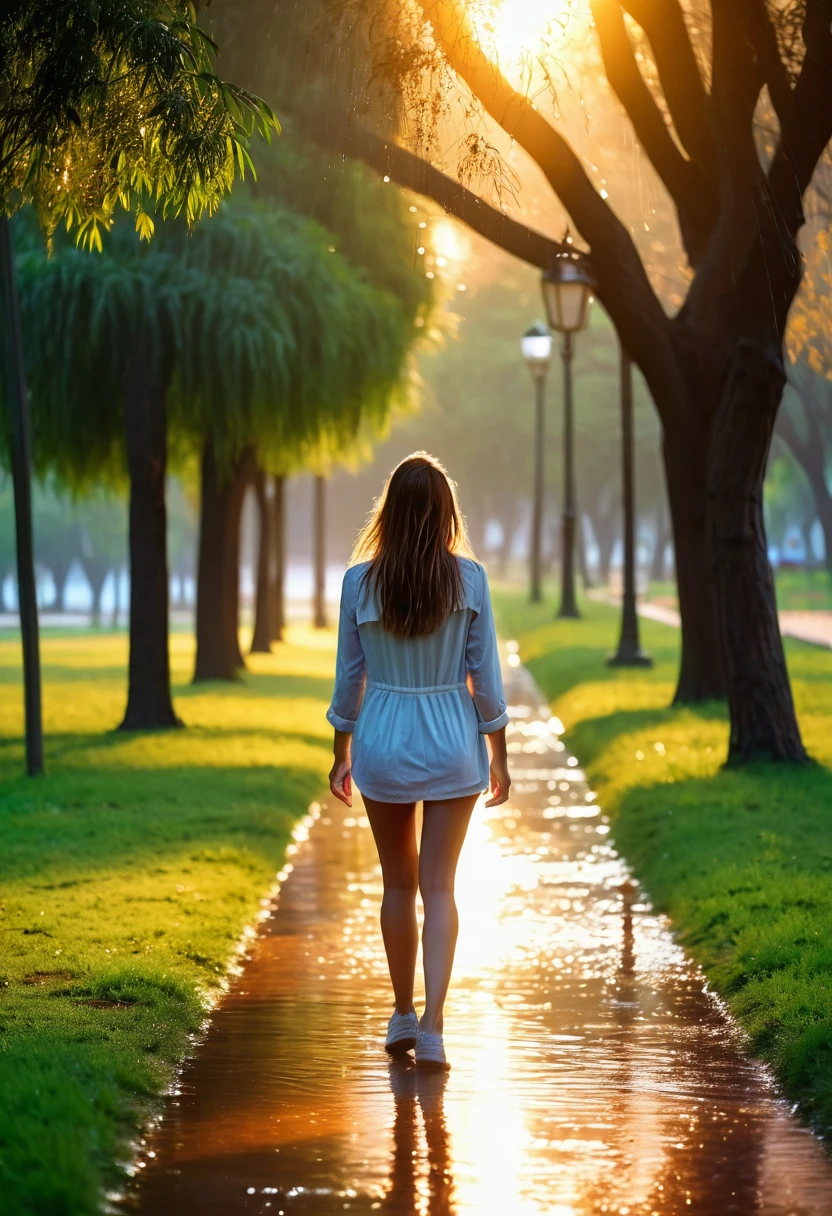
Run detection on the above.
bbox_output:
[477,0,573,65]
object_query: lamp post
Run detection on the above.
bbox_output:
[521,323,552,603]
[542,252,596,620]
[608,345,653,667]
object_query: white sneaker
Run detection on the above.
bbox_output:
[415,1029,449,1070]
[385,1007,418,1055]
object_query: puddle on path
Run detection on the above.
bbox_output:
[122,660,832,1216]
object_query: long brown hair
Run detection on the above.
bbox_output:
[351,452,472,637]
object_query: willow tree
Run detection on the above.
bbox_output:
[165,201,429,680]
[17,198,429,714]
[18,228,186,727]
[1,0,277,769]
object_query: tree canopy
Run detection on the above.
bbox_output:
[0,0,278,246]
[13,197,429,481]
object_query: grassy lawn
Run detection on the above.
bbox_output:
[494,588,832,1138]
[646,567,832,612]
[0,627,333,1216]
[775,568,832,611]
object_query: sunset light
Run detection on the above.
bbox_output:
[475,0,574,65]
[8,1,832,1212]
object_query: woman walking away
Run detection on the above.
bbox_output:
[327,453,511,1070]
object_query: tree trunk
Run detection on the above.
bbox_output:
[194,440,234,682]
[650,498,671,584]
[591,510,617,586]
[577,514,593,590]
[193,442,255,682]
[313,474,327,629]
[778,411,832,576]
[662,424,726,704]
[270,475,286,643]
[80,558,109,627]
[708,341,807,764]
[800,519,817,569]
[225,461,250,670]
[111,568,121,628]
[120,349,180,731]
[0,214,43,773]
[250,467,272,654]
[818,502,832,578]
[49,555,73,612]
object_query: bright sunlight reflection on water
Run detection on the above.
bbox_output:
[123,656,832,1216]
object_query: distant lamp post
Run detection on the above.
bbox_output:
[542,252,596,619]
[521,323,552,603]
[608,345,653,668]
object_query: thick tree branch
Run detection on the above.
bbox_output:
[622,0,716,177]
[711,1,768,169]
[298,113,567,269]
[591,0,716,265]
[746,0,794,127]
[414,0,684,422]
[684,1,772,334]
[770,0,832,230]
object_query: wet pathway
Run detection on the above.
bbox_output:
[122,657,832,1216]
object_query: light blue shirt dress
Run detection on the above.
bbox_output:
[326,556,510,803]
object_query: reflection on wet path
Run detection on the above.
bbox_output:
[123,659,832,1216]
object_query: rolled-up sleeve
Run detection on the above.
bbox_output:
[326,570,366,733]
[465,565,510,733]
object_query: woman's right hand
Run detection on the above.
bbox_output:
[485,757,511,808]
[329,759,353,807]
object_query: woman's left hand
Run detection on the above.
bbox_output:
[485,757,511,808]
[329,759,353,807]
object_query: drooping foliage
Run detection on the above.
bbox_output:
[13,198,429,479]
[0,0,278,247]
[254,131,431,332]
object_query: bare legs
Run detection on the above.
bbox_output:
[364,794,477,1033]
[363,799,419,1015]
[419,796,476,1033]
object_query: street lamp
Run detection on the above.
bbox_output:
[521,322,552,603]
[542,252,596,619]
[608,344,653,667]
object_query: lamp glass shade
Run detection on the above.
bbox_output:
[542,258,596,334]
[521,331,552,365]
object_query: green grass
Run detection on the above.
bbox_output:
[494,588,832,1138]
[645,567,832,612]
[0,627,334,1216]
[775,568,832,611]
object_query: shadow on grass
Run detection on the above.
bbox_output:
[0,724,330,766]
[0,761,326,884]
[174,670,335,702]
[564,701,729,766]
[526,646,680,703]
[0,663,136,687]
